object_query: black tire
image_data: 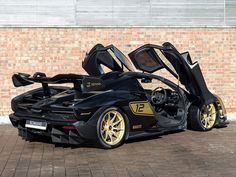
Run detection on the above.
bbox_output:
[188,103,217,131]
[96,107,129,149]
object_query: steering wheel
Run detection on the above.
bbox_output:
[151,87,167,105]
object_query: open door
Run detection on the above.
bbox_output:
[82,44,133,76]
[128,42,216,105]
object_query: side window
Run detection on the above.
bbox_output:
[133,49,163,73]
[107,48,130,72]
[107,49,123,68]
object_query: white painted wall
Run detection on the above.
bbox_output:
[0,0,235,26]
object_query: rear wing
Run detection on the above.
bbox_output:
[12,72,105,98]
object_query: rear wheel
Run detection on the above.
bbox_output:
[189,103,217,131]
[97,107,127,149]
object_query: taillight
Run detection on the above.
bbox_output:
[62,125,75,129]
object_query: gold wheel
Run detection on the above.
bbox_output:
[200,103,216,129]
[100,110,125,146]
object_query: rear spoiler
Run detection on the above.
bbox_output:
[12,72,105,98]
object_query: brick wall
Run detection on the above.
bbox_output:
[0,27,235,116]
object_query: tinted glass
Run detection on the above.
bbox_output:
[134,50,162,72]
[112,47,134,71]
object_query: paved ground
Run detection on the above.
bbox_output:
[0,124,235,177]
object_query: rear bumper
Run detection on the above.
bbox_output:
[9,113,87,145]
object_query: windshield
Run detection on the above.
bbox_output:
[107,45,134,72]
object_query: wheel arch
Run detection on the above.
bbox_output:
[187,101,219,131]
[74,104,131,143]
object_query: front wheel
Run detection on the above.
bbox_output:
[96,107,128,149]
[188,103,217,131]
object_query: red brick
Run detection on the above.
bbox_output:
[0,27,235,115]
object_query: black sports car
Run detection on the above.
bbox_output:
[9,42,228,149]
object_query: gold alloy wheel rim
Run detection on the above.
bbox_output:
[100,110,125,145]
[200,103,216,129]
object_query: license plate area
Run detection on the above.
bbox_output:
[25,120,47,130]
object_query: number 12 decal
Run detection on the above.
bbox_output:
[136,103,144,112]
[129,101,154,116]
